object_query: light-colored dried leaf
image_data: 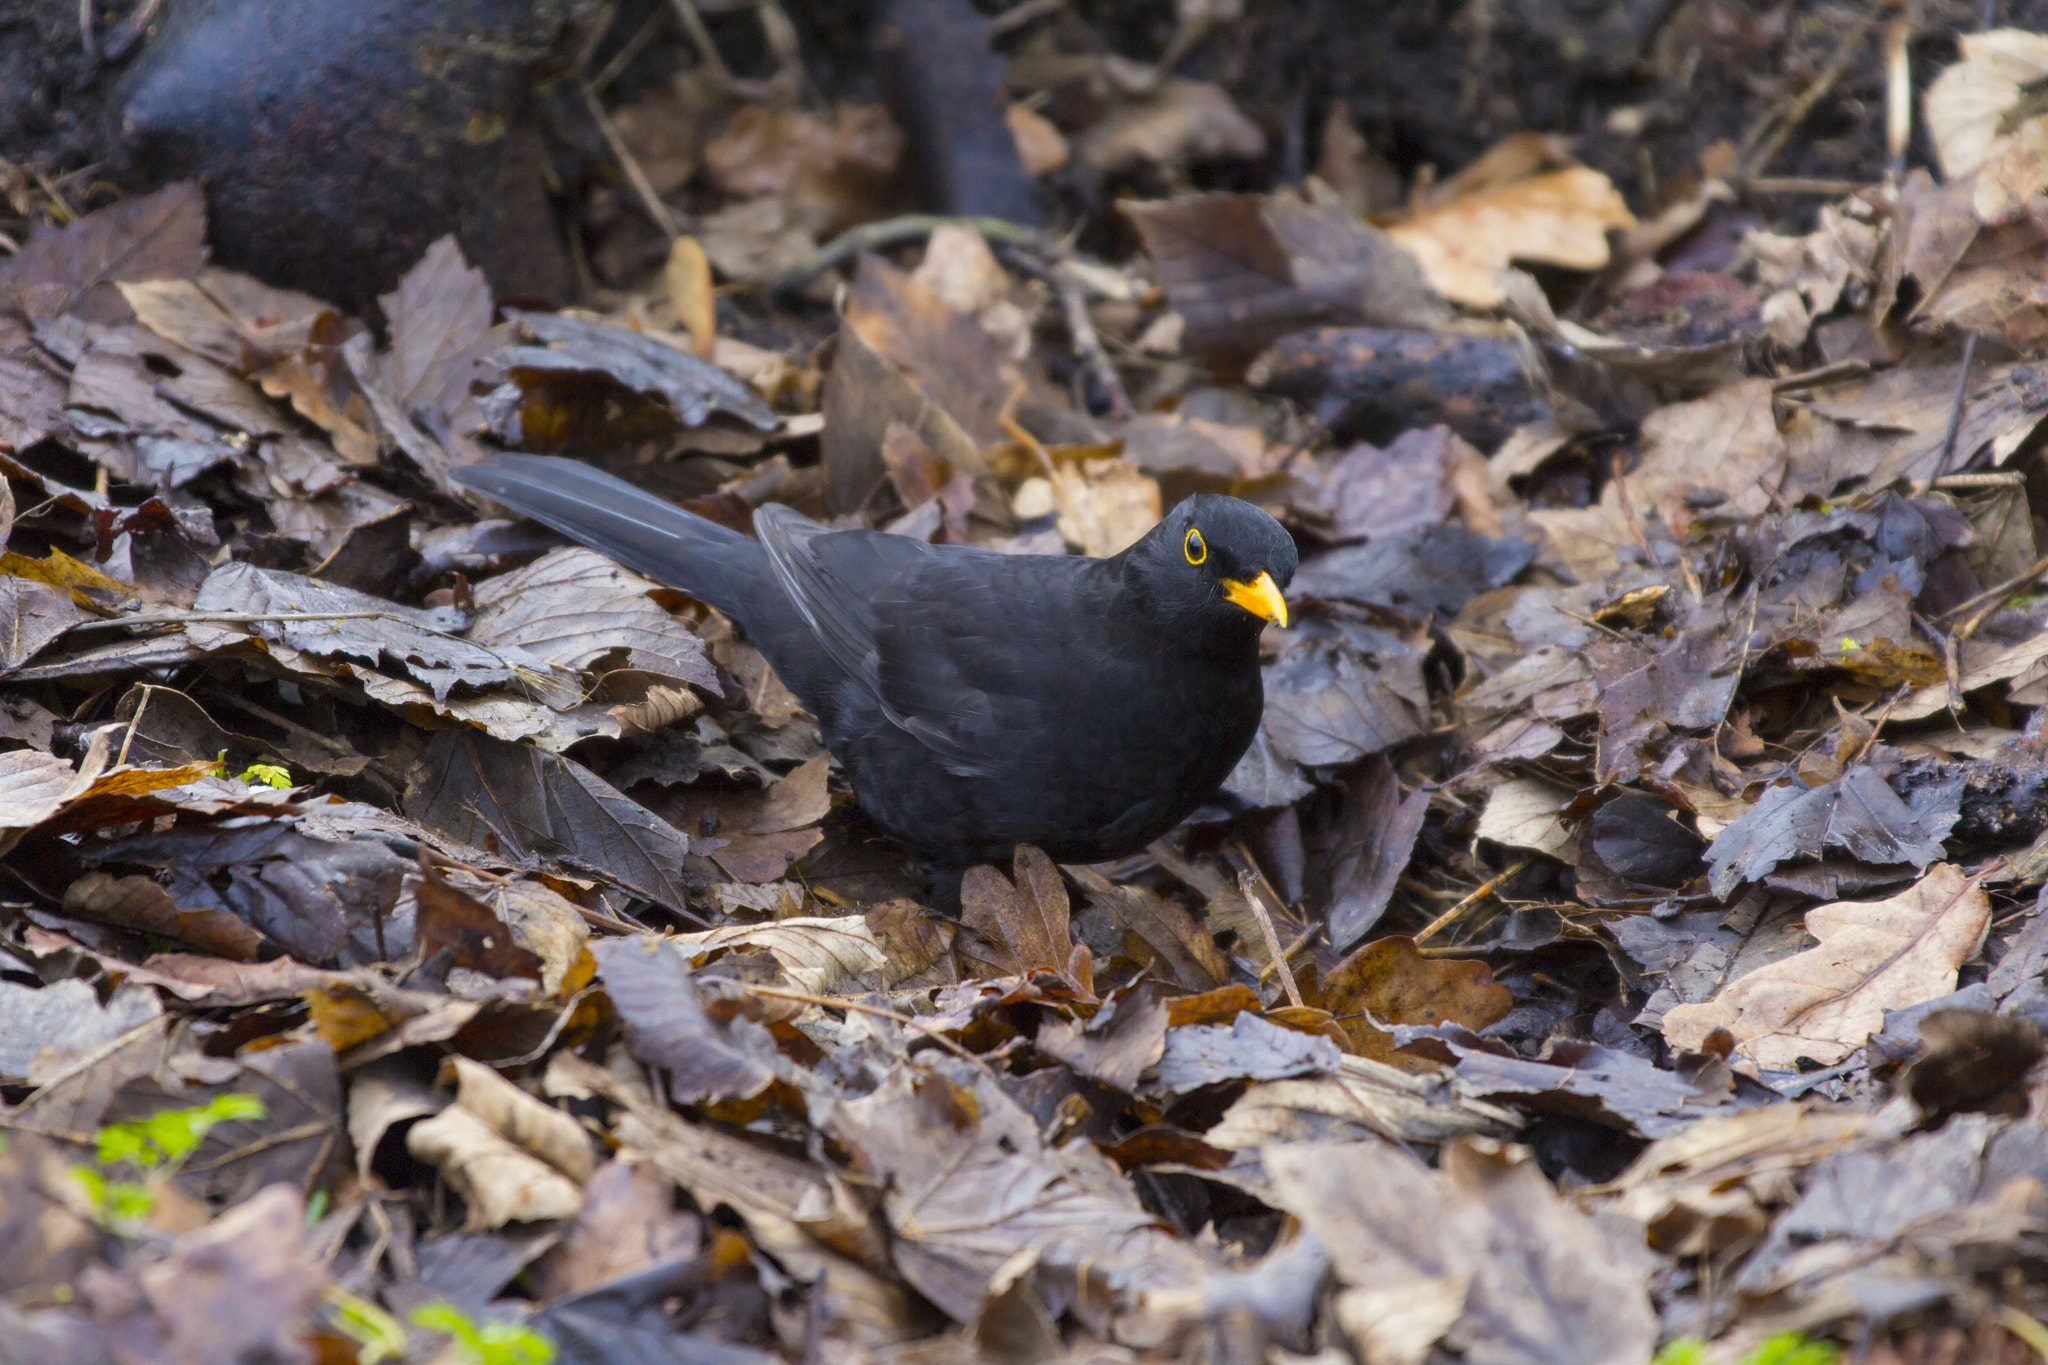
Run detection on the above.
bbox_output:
[406,1104,584,1229]
[668,916,887,996]
[1386,166,1636,307]
[1662,863,1991,1070]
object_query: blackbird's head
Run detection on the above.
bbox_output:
[1127,494,1297,632]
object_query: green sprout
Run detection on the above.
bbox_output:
[73,1093,265,1223]
[1654,1334,1840,1365]
[239,762,293,789]
[410,1301,555,1365]
[325,1288,409,1365]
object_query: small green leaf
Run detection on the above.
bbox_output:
[1748,1332,1840,1365]
[238,762,293,789]
[326,1287,408,1365]
[1653,1340,1706,1365]
[410,1301,554,1365]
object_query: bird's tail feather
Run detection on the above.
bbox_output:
[452,454,764,620]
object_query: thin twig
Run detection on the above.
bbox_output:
[1746,176,1872,196]
[1925,332,1980,488]
[1937,548,2048,622]
[591,4,667,93]
[666,0,734,84]
[581,79,680,240]
[1223,840,1304,1008]
[1052,262,1134,419]
[1412,859,1530,947]
[1842,684,1910,769]
[1737,12,1878,182]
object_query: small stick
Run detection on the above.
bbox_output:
[1842,683,1910,769]
[1236,869,1304,1008]
[1937,548,2048,622]
[1924,332,1980,488]
[1052,262,1134,419]
[581,80,680,241]
[1737,13,1878,182]
[1411,858,1529,947]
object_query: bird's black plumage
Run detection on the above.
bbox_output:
[454,454,1297,866]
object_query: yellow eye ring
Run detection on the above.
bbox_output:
[1184,528,1207,565]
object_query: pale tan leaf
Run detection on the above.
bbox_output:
[1386,165,1636,307]
[406,1105,585,1229]
[667,915,888,996]
[1473,778,1574,858]
[443,1055,595,1182]
[1924,29,2048,181]
[1661,863,1991,1070]
[663,235,716,359]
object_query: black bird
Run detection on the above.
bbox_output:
[454,455,1296,867]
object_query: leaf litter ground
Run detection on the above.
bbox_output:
[11,10,2048,1365]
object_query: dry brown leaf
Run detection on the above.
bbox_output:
[1662,863,1992,1070]
[1007,102,1069,176]
[1077,79,1266,174]
[959,844,1073,978]
[1386,165,1637,307]
[1264,1139,1656,1365]
[1203,1056,1519,1150]
[1048,455,1163,557]
[1473,777,1575,858]
[1318,936,1512,1070]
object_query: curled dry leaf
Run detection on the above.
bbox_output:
[406,1103,585,1229]
[1317,936,1511,1071]
[1663,863,1992,1071]
[441,1054,595,1182]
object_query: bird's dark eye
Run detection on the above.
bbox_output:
[1184,528,1207,565]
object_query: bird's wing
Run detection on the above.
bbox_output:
[754,504,1069,778]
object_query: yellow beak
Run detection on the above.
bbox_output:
[1221,571,1289,628]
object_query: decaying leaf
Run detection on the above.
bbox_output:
[1663,863,1992,1070]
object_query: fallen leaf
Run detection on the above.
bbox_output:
[407,1104,585,1229]
[1038,980,1170,1091]
[0,182,206,322]
[1703,767,1959,899]
[668,916,888,996]
[1264,1139,1657,1365]
[1663,863,1992,1070]
[407,728,695,914]
[1386,164,1637,307]
[590,935,780,1104]
[663,235,717,358]
[1318,937,1511,1070]
[1125,192,1448,360]
[1152,1011,1342,1093]
[959,844,1074,978]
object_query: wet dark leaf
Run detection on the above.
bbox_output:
[407,728,695,915]
[1705,767,1959,899]
[0,183,207,324]
[590,936,777,1104]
